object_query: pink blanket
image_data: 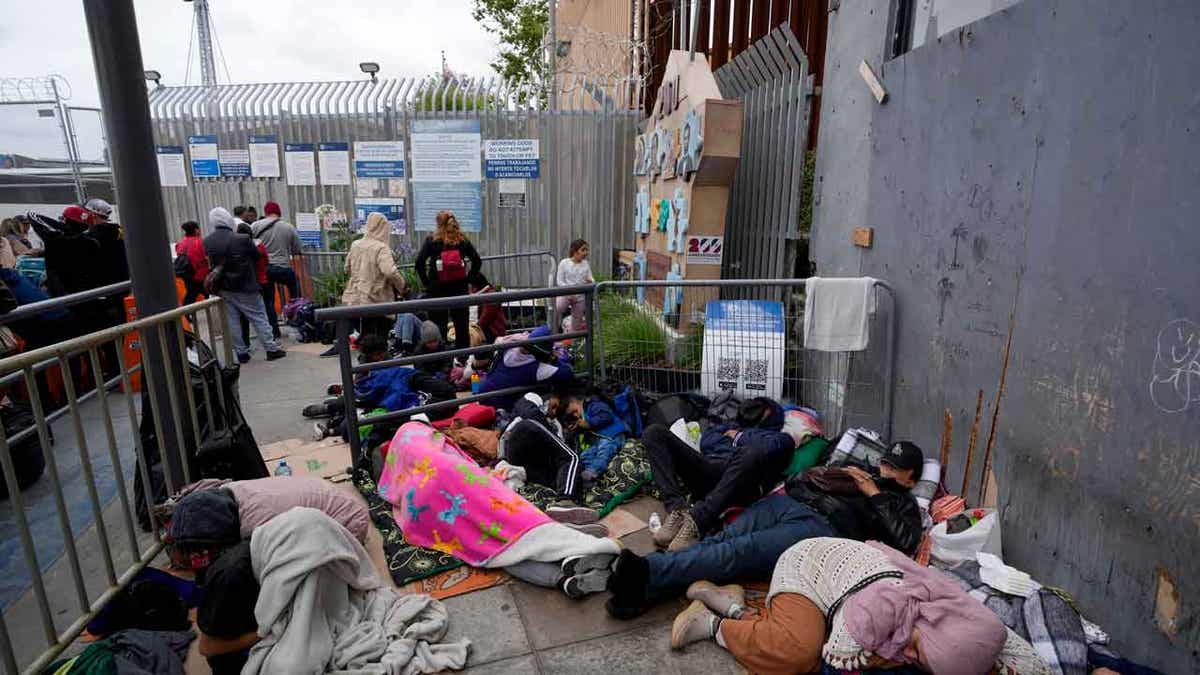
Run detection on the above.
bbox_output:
[379,421,550,565]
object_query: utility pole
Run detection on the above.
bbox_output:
[82,0,194,487]
[192,0,218,87]
[547,0,557,110]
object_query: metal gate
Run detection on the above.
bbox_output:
[715,26,815,280]
[147,75,639,286]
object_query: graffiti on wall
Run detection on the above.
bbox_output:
[1150,319,1200,413]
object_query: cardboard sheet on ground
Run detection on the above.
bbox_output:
[601,508,648,539]
[401,566,509,600]
[289,442,353,479]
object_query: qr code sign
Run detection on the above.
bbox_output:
[717,357,740,389]
[744,359,769,390]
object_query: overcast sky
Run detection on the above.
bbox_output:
[0,0,500,158]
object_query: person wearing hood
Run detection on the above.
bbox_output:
[203,207,286,363]
[478,325,575,409]
[340,211,405,340]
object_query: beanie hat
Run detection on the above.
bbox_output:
[264,201,282,217]
[420,320,442,344]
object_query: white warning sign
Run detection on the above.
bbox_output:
[684,235,723,266]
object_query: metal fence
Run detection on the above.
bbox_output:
[147,75,640,266]
[0,292,233,673]
[594,278,895,439]
[714,25,816,280]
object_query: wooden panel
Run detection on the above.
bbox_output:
[751,0,771,42]
[695,0,711,58]
[771,0,789,28]
[711,0,732,68]
[731,0,750,55]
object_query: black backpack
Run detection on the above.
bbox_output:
[173,252,194,279]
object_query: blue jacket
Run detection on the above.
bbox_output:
[578,398,628,473]
[354,366,422,412]
[699,426,794,464]
[0,269,67,320]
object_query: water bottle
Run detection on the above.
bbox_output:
[274,459,293,477]
[470,373,482,394]
[647,512,662,534]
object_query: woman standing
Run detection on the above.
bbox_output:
[555,239,594,331]
[0,217,37,257]
[342,211,406,339]
[175,220,210,305]
[414,210,481,349]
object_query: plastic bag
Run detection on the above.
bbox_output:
[930,508,1002,564]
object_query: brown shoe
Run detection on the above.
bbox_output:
[686,580,747,618]
[652,510,687,549]
[667,513,701,552]
[670,600,717,650]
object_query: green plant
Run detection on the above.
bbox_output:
[311,269,349,307]
[674,322,705,370]
[597,293,667,367]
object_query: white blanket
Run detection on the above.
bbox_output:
[487,521,620,568]
[244,507,471,675]
[803,277,877,352]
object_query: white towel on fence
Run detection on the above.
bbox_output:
[803,277,877,352]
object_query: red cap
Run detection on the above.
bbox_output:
[61,205,97,226]
[264,201,282,216]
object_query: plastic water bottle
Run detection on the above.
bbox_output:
[647,512,662,534]
[274,459,293,477]
[470,373,482,394]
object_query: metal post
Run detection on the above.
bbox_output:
[337,319,361,460]
[689,0,701,61]
[585,287,595,381]
[82,0,193,488]
[548,0,557,110]
[49,77,85,203]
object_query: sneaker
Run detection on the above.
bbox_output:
[302,403,331,419]
[652,510,687,549]
[565,522,610,538]
[312,421,332,441]
[266,350,287,361]
[686,580,747,619]
[670,600,718,650]
[237,353,251,364]
[320,345,339,358]
[547,501,600,525]
[667,513,701,552]
[563,568,612,599]
[560,552,615,577]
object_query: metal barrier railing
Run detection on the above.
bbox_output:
[0,296,232,674]
[594,278,897,440]
[301,249,559,291]
[0,281,132,328]
[314,283,595,461]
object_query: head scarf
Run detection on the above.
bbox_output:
[208,207,235,231]
[364,211,391,243]
[843,542,1007,675]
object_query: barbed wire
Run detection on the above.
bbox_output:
[549,24,649,91]
[0,75,71,103]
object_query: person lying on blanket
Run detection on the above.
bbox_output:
[379,420,621,598]
[562,393,629,482]
[606,441,926,620]
[668,537,1049,675]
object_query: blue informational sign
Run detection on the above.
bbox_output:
[188,135,219,177]
[353,199,406,232]
[702,300,786,399]
[412,182,483,233]
[218,149,251,177]
[353,141,406,178]
[484,139,540,178]
[705,300,785,333]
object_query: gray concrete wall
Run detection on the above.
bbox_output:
[812,1,1200,671]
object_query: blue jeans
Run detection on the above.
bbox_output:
[645,495,834,602]
[392,313,423,346]
[222,290,282,357]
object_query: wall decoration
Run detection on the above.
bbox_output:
[635,187,651,236]
[670,187,689,252]
[663,128,681,180]
[633,134,647,176]
[655,128,670,176]
[657,198,672,232]
[676,109,704,177]
[648,131,662,179]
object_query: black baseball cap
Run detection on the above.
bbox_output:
[881,441,924,474]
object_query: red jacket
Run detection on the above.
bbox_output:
[252,241,268,284]
[475,285,506,339]
[174,235,209,282]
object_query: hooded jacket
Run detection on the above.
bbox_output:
[341,212,405,306]
[785,466,923,554]
[202,207,260,294]
[698,397,790,463]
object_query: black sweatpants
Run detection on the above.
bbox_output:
[501,419,582,501]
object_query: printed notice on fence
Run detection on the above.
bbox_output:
[318,142,351,185]
[700,300,785,400]
[684,235,724,266]
[187,135,219,178]
[410,119,483,232]
[484,139,540,178]
[295,212,321,248]
[156,146,188,186]
[497,178,527,208]
[248,135,280,178]
[218,149,251,177]
[284,144,316,186]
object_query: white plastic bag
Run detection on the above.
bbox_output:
[930,508,1002,565]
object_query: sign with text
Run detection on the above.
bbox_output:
[156,145,187,186]
[295,212,321,248]
[684,235,723,266]
[497,178,527,208]
[284,143,316,186]
[354,141,406,178]
[318,142,351,185]
[484,139,540,178]
[248,135,280,177]
[218,149,251,177]
[187,135,219,178]
[411,119,483,231]
[700,300,785,400]
[354,198,407,234]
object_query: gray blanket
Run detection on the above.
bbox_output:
[245,507,471,674]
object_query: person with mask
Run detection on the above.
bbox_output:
[339,211,406,341]
[605,441,926,620]
[203,207,285,363]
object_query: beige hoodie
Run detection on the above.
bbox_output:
[341,212,405,305]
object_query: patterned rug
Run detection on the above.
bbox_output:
[353,438,660,586]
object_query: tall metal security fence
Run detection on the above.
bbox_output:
[714,25,815,281]
[147,76,639,272]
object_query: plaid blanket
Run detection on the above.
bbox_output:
[941,561,1088,675]
[353,438,659,586]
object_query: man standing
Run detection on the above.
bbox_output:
[251,201,302,307]
[233,205,253,229]
[204,207,286,364]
